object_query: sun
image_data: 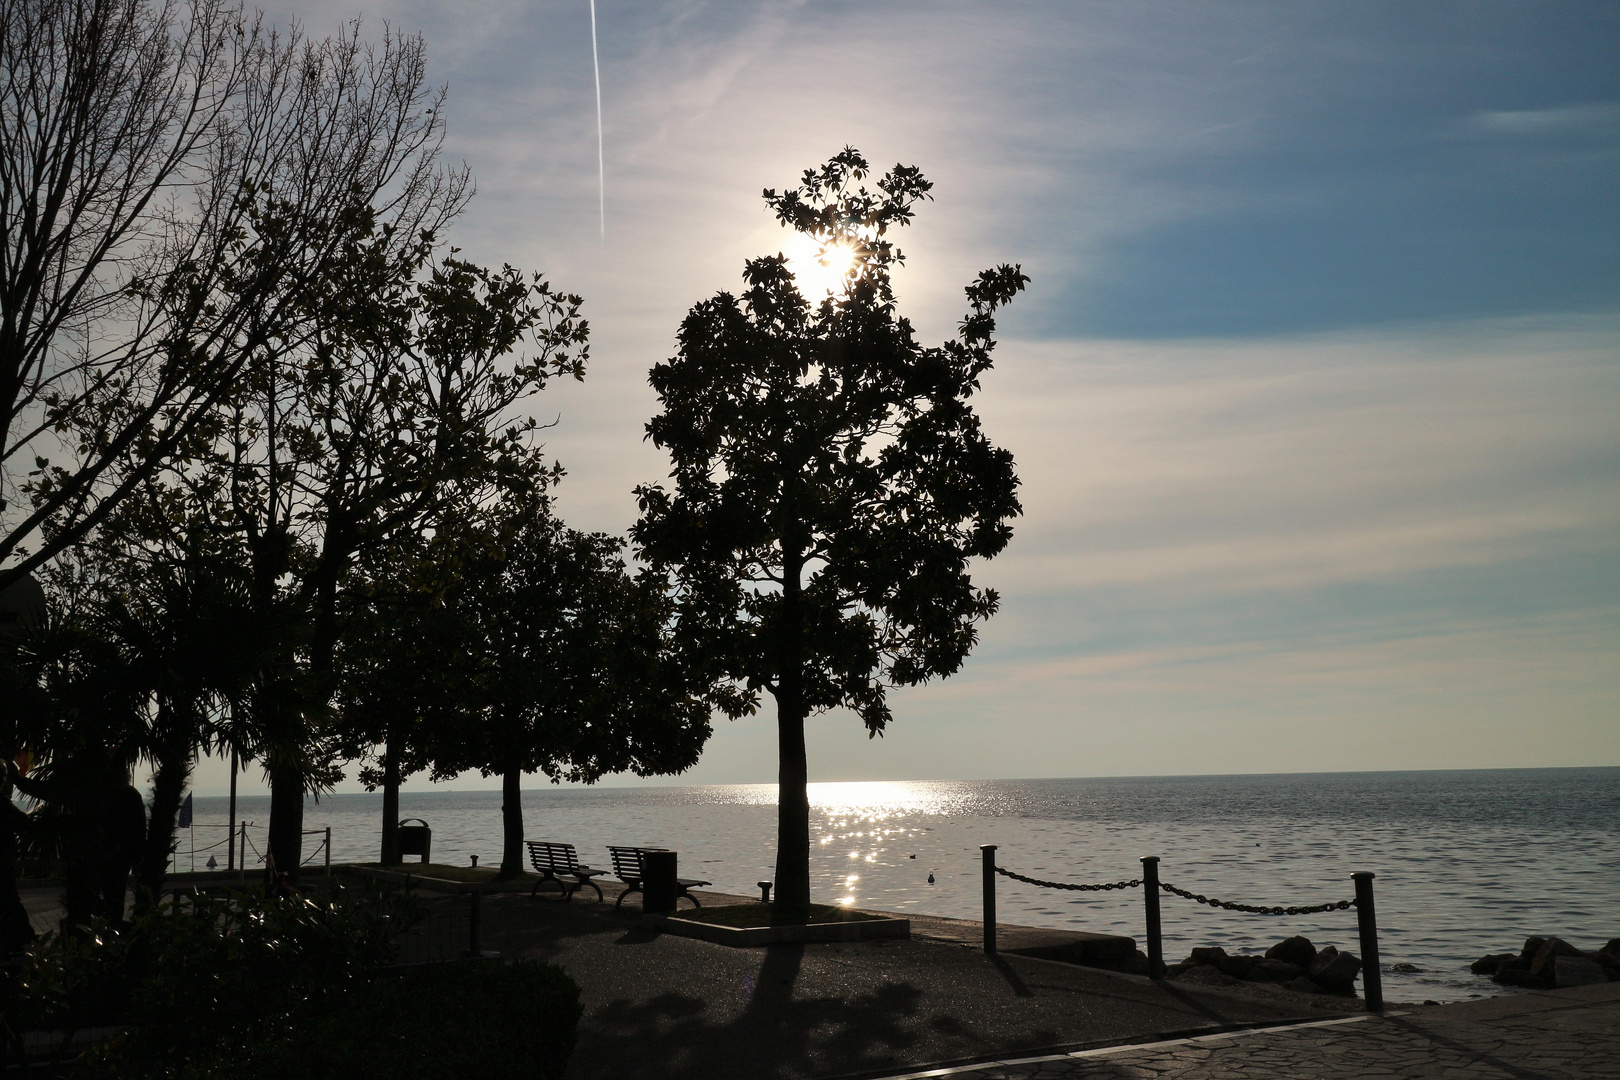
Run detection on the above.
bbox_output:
[784,234,858,298]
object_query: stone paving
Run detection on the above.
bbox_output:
[873,982,1620,1080]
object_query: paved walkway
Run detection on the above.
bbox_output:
[871,982,1620,1080]
[15,877,1618,1079]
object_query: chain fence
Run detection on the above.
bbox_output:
[1156,879,1354,916]
[982,845,1384,1011]
[992,866,1142,892]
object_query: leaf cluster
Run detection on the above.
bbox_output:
[634,148,1027,734]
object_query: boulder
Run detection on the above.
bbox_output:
[1520,935,1547,961]
[1189,946,1229,966]
[1530,937,1584,981]
[1248,958,1307,983]
[1266,936,1318,968]
[1470,952,1518,976]
[1285,975,1326,995]
[1492,965,1549,989]
[1555,956,1609,988]
[1389,962,1422,973]
[1216,953,1257,980]
[1308,945,1362,993]
[1596,938,1620,972]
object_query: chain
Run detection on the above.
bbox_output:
[993,866,1142,892]
[1158,881,1355,916]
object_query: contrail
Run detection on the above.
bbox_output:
[589,0,604,241]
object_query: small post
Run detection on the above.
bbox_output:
[226,745,237,871]
[981,844,997,954]
[1141,856,1164,979]
[324,826,332,877]
[468,888,483,957]
[238,822,247,885]
[1353,871,1383,1012]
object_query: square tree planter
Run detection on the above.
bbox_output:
[657,912,910,947]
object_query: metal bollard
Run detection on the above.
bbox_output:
[1353,872,1383,1012]
[324,827,332,877]
[1141,856,1164,979]
[981,845,997,954]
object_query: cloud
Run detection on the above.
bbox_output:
[1463,101,1620,138]
[180,1,1620,795]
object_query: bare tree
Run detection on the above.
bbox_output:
[0,0,467,590]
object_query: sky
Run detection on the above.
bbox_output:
[195,0,1618,795]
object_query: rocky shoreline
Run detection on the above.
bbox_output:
[1472,936,1620,990]
[1166,935,1363,997]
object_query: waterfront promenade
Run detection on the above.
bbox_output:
[15,878,1618,1078]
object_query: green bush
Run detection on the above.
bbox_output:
[6,888,581,1079]
[282,960,582,1080]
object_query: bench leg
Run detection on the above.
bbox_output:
[581,878,603,904]
[530,875,567,901]
[614,882,640,911]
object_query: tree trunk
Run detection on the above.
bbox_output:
[499,765,524,879]
[773,543,811,914]
[379,739,401,865]
[774,685,811,914]
[134,730,191,911]
[267,761,304,885]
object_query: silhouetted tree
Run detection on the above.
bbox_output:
[633,149,1026,912]
[424,500,713,878]
[1,3,467,590]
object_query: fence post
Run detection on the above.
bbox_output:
[468,888,483,957]
[981,845,997,954]
[324,827,332,877]
[1141,856,1164,979]
[238,822,247,885]
[1353,871,1383,1012]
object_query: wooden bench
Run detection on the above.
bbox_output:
[607,846,712,910]
[525,841,606,902]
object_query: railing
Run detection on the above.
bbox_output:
[980,845,1383,1011]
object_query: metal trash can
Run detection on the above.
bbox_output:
[397,818,432,864]
[642,849,679,914]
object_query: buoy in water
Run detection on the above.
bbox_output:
[926,873,935,884]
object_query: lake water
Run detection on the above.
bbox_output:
[185,767,1620,1004]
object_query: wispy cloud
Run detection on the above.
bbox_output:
[1463,101,1620,138]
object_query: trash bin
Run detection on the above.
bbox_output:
[397,818,431,864]
[642,849,679,914]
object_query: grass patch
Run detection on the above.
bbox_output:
[673,903,882,928]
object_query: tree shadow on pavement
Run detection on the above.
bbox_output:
[582,942,934,1080]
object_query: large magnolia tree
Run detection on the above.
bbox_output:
[633,149,1026,912]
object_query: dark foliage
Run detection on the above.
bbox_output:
[633,148,1026,909]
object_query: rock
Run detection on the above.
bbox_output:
[1308,945,1362,993]
[1470,952,1518,976]
[1176,964,1242,987]
[1492,965,1549,989]
[1215,953,1256,980]
[1189,946,1229,966]
[1520,935,1547,961]
[1266,935,1318,968]
[1389,962,1422,973]
[1285,975,1326,995]
[1597,938,1620,971]
[1555,956,1609,988]
[1530,937,1584,981]
[1248,958,1307,983]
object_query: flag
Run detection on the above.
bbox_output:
[178,793,193,829]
